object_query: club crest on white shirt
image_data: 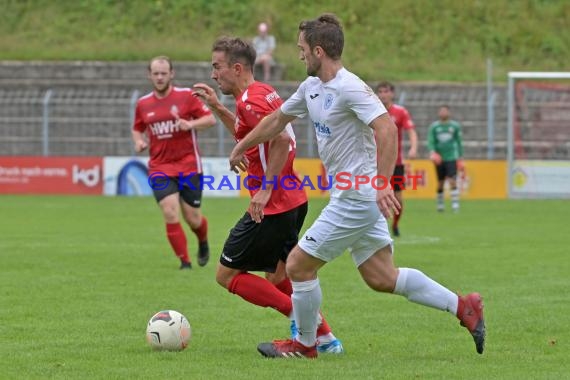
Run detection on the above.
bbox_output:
[324,94,334,110]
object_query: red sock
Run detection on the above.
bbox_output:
[228,273,292,317]
[317,311,332,336]
[191,216,208,243]
[166,223,189,263]
[275,277,293,296]
[393,202,403,228]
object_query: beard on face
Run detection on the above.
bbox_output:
[305,56,320,77]
[154,80,170,94]
[307,62,318,77]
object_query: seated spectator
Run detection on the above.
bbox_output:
[253,22,276,81]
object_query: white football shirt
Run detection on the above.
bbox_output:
[281,68,387,200]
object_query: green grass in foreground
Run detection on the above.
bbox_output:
[0,196,568,379]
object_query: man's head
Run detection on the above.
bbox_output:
[376,81,395,107]
[148,56,174,95]
[210,37,256,95]
[439,105,451,121]
[258,22,268,36]
[297,13,344,76]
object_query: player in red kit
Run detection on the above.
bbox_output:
[193,37,343,353]
[376,81,418,237]
[132,56,216,269]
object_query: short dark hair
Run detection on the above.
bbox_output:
[376,81,395,92]
[212,37,256,70]
[148,55,173,71]
[298,13,344,60]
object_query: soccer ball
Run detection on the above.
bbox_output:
[146,310,191,351]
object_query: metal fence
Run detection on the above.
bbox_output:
[0,88,321,158]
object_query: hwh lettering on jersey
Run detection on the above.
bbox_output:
[149,120,179,139]
[265,91,280,103]
[313,122,331,137]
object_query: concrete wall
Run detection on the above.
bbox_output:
[1,61,508,159]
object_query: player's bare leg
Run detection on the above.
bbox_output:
[266,260,294,301]
[265,260,288,288]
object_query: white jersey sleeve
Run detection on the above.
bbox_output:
[344,79,387,125]
[281,79,309,118]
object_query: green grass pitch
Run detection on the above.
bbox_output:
[1,196,568,379]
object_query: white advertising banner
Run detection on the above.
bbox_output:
[103,157,239,197]
[511,160,570,198]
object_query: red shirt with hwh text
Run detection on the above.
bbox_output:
[133,87,212,176]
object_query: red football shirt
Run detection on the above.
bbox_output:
[387,104,415,165]
[133,87,212,176]
[235,82,307,215]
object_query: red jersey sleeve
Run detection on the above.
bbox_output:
[401,107,416,130]
[186,92,212,119]
[236,91,281,138]
[133,103,146,132]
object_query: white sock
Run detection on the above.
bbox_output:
[291,278,321,347]
[451,188,460,209]
[393,268,458,315]
[437,192,444,205]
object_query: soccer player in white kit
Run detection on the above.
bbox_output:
[230,13,485,358]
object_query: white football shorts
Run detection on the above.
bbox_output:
[298,197,393,267]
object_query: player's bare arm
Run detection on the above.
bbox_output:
[131,130,148,152]
[230,109,296,172]
[407,128,418,159]
[249,131,291,223]
[193,83,237,136]
[371,113,400,218]
[172,110,216,132]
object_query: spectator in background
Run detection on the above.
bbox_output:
[427,105,464,212]
[253,22,276,81]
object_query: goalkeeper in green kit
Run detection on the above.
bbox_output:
[427,105,464,212]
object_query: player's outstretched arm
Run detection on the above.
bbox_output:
[193,83,237,137]
[229,109,295,172]
[371,113,400,218]
[174,113,217,132]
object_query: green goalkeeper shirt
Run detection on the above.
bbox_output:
[427,120,463,161]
